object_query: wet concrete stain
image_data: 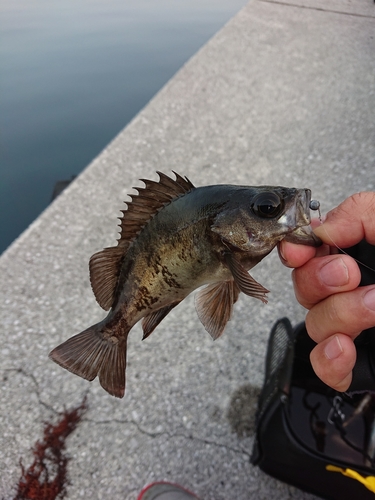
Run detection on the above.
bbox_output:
[226,384,260,438]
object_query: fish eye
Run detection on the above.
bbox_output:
[251,192,284,219]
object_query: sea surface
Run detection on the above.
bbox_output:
[0,0,247,254]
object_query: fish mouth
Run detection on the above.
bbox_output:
[282,189,322,247]
[284,224,322,246]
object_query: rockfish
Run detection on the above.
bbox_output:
[49,172,321,398]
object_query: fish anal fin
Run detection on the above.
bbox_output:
[49,322,128,398]
[89,247,124,310]
[142,301,181,340]
[224,253,269,303]
[195,280,240,340]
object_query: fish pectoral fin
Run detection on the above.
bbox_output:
[89,246,124,310]
[142,301,181,340]
[195,280,240,340]
[49,322,128,398]
[224,253,269,303]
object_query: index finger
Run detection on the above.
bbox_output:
[278,240,319,269]
[278,218,329,268]
[314,192,375,248]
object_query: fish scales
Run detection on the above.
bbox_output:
[119,187,235,295]
[49,172,321,398]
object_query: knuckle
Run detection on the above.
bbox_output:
[326,294,341,325]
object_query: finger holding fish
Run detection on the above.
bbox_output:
[278,217,330,269]
[279,191,375,392]
[279,192,375,309]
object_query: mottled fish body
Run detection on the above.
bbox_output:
[50,172,321,398]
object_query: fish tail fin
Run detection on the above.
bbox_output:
[49,322,128,398]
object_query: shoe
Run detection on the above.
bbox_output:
[137,482,200,500]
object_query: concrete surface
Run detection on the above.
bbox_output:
[1,1,375,499]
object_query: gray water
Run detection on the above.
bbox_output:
[0,0,247,254]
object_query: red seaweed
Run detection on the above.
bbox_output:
[13,396,87,500]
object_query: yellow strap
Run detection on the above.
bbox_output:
[326,465,375,493]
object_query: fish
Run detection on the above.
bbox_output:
[49,172,321,398]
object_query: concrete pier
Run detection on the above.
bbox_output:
[1,1,374,498]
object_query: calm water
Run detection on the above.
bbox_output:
[0,0,247,254]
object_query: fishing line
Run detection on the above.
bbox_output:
[309,200,375,276]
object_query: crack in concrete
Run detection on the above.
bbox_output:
[84,417,251,458]
[3,368,251,467]
[1,367,89,417]
[2,367,59,415]
[259,0,375,19]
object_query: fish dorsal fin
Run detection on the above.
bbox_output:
[89,246,124,310]
[224,253,269,303]
[118,171,194,248]
[89,172,194,310]
[195,280,240,340]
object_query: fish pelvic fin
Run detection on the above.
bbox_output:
[195,280,240,340]
[224,253,269,303]
[49,323,128,398]
[142,301,181,340]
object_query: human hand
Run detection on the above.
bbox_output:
[278,192,375,392]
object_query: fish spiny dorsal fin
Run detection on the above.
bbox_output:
[89,172,194,311]
[118,171,195,248]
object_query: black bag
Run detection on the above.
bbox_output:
[251,318,375,499]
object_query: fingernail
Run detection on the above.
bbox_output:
[363,288,375,311]
[324,336,343,360]
[278,243,286,263]
[320,258,349,287]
